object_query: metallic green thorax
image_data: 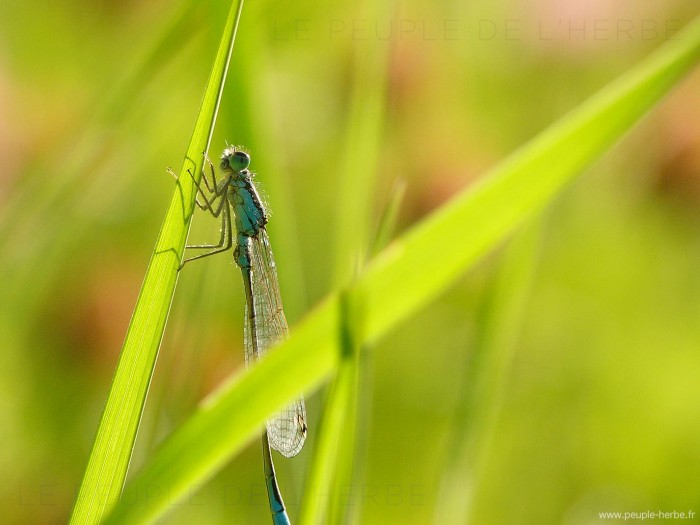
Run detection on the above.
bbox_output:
[220,150,268,270]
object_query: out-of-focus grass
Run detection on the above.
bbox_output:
[1,1,700,524]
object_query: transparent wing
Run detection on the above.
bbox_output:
[243,229,307,458]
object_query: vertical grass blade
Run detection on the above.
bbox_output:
[433,218,542,524]
[298,356,358,525]
[332,1,393,283]
[298,289,366,525]
[69,2,245,523]
[300,1,393,520]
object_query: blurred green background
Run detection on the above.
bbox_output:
[1,1,699,524]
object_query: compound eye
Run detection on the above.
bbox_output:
[231,151,251,171]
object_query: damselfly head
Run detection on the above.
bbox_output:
[220,147,251,172]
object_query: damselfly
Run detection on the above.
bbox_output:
[178,146,307,524]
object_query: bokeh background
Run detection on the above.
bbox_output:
[1,1,699,524]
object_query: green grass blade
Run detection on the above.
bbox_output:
[434,217,542,524]
[298,357,357,525]
[68,2,245,524]
[298,289,365,525]
[326,352,366,525]
[358,16,700,345]
[323,182,407,525]
[370,178,407,258]
[104,16,700,525]
[332,1,392,283]
[300,1,393,520]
